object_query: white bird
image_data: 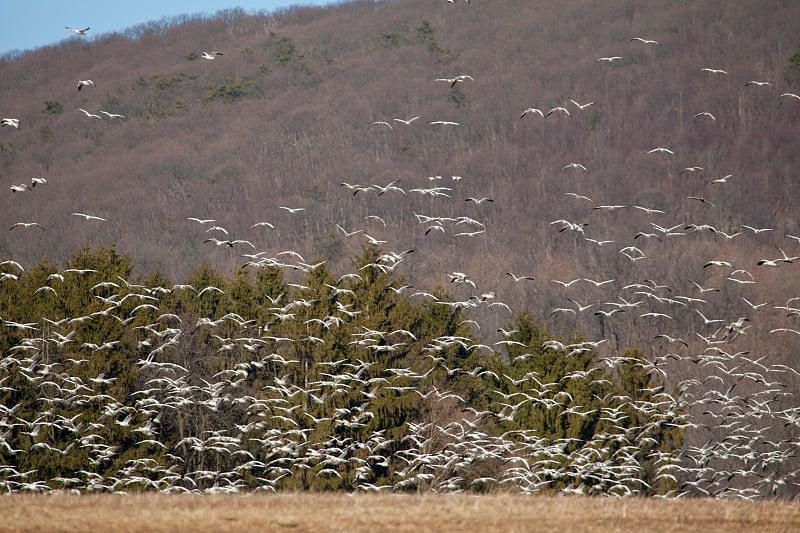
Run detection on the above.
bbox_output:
[520,107,545,119]
[582,277,615,287]
[71,212,107,222]
[364,215,386,226]
[770,328,800,335]
[562,162,588,172]
[741,224,773,234]
[781,92,800,100]
[693,112,716,121]
[363,233,387,245]
[369,121,393,130]
[648,146,675,155]
[198,286,224,297]
[507,272,534,282]
[77,80,95,91]
[335,224,363,237]
[567,298,595,312]
[549,278,578,289]
[711,174,733,184]
[435,74,473,87]
[79,108,102,119]
[187,217,216,224]
[596,56,622,62]
[10,184,31,193]
[465,197,494,204]
[565,192,593,202]
[569,99,595,110]
[630,205,665,215]
[250,221,274,229]
[100,111,125,119]
[700,68,728,75]
[680,166,703,174]
[1,118,20,128]
[686,196,715,207]
[546,106,571,118]
[428,120,460,126]
[202,227,229,238]
[630,37,658,44]
[30,177,47,187]
[279,206,306,214]
[66,26,90,35]
[201,51,224,60]
[9,222,44,231]
[777,248,800,263]
[744,80,772,87]
[393,116,420,125]
[372,179,405,196]
[696,310,724,325]
[703,260,733,269]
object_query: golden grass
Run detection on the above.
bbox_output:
[0,494,798,533]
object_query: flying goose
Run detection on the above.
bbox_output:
[546,106,571,118]
[393,116,421,125]
[79,108,102,119]
[630,37,659,44]
[201,51,223,60]
[335,224,363,238]
[696,309,724,325]
[465,197,494,204]
[569,99,596,110]
[686,196,715,207]
[1,118,19,128]
[340,182,373,195]
[700,68,727,75]
[66,26,90,35]
[562,162,588,172]
[372,179,404,196]
[710,174,733,184]
[100,111,125,119]
[435,74,473,87]
[77,80,95,91]
[680,166,703,174]
[204,238,255,249]
[71,212,107,221]
[369,121,393,130]
[520,107,545,119]
[744,80,772,87]
[741,224,773,234]
[702,260,733,269]
[565,192,593,202]
[9,222,44,231]
[250,221,274,229]
[693,112,716,121]
[648,146,675,155]
[205,225,229,235]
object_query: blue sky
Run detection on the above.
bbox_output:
[0,1,336,56]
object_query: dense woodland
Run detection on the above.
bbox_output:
[1,0,799,497]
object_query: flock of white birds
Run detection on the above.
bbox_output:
[1,2,800,499]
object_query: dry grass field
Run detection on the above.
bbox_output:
[1,494,798,533]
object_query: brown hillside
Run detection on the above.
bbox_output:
[1,0,799,356]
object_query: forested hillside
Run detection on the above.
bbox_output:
[1,0,799,497]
